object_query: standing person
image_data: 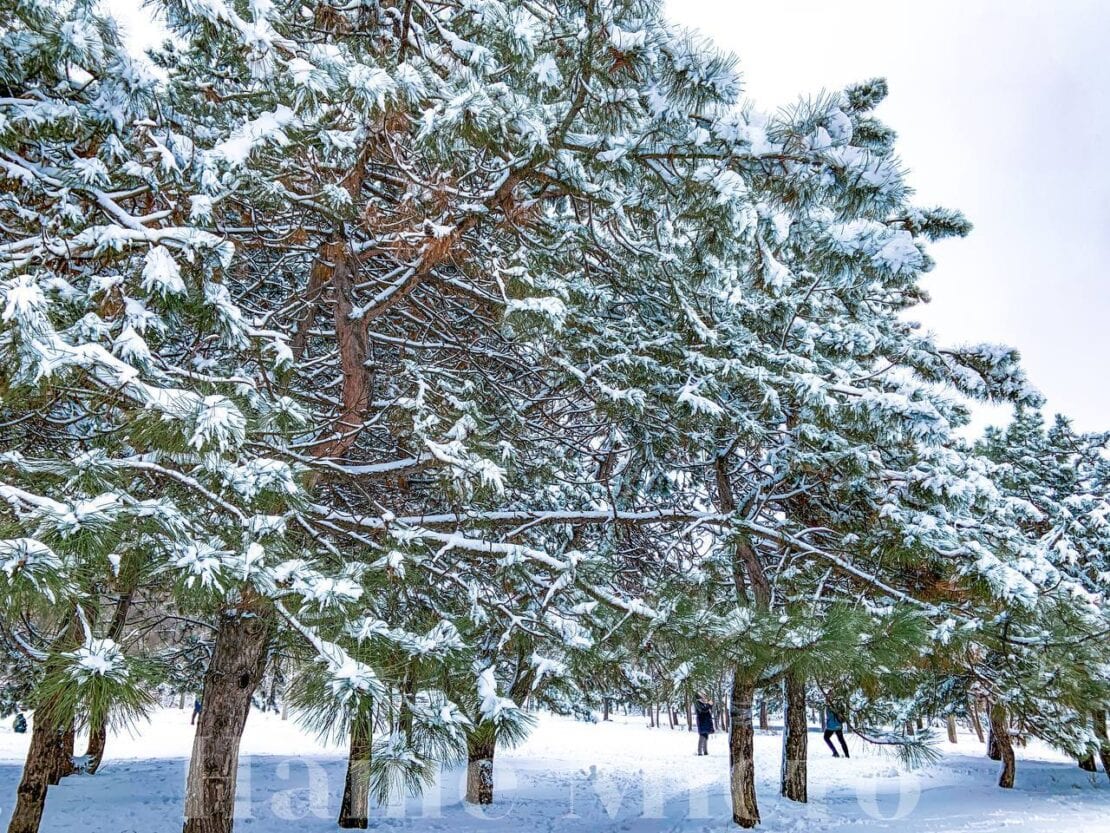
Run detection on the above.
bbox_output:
[191,696,202,726]
[12,712,26,734]
[695,693,715,756]
[823,706,849,758]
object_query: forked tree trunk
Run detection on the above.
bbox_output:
[780,671,807,803]
[728,673,759,828]
[183,608,273,833]
[465,735,495,805]
[1093,710,1110,781]
[8,707,61,833]
[969,699,985,743]
[989,702,1015,788]
[338,715,373,829]
[946,714,958,744]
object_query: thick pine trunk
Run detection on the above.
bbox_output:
[989,703,1015,788]
[1093,710,1110,781]
[47,721,74,783]
[465,735,495,805]
[182,609,272,833]
[728,673,759,828]
[946,714,958,744]
[7,708,60,833]
[780,672,807,803]
[338,715,373,829]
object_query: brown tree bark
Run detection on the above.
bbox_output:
[465,734,495,805]
[728,674,760,828]
[969,698,985,743]
[182,606,273,833]
[8,706,62,833]
[1092,709,1110,781]
[946,714,958,744]
[338,715,373,829]
[85,587,136,774]
[48,722,75,782]
[989,702,1015,788]
[780,671,807,803]
[758,697,769,731]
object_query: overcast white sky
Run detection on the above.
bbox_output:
[107,0,1108,431]
[664,0,1109,431]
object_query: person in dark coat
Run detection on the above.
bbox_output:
[12,712,26,734]
[823,706,849,758]
[191,697,202,726]
[695,694,715,755]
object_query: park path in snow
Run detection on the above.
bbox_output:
[0,707,1106,832]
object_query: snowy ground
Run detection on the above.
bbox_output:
[0,707,1106,832]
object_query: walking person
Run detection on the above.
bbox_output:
[695,693,715,755]
[191,696,202,726]
[823,705,849,758]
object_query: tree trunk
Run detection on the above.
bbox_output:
[989,702,1015,788]
[465,735,495,805]
[338,715,373,828]
[986,701,1002,761]
[1092,710,1110,781]
[915,716,924,731]
[946,714,958,744]
[780,671,807,803]
[182,608,273,833]
[667,704,675,729]
[47,721,75,783]
[85,587,135,775]
[8,708,61,833]
[905,720,915,737]
[85,724,107,775]
[179,691,186,710]
[758,697,769,731]
[728,672,759,828]
[969,698,984,743]
[602,697,610,722]
[684,696,692,731]
[1078,753,1097,772]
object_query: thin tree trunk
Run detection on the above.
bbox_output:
[179,691,186,710]
[85,588,136,774]
[905,720,915,737]
[728,673,759,828]
[780,671,807,803]
[986,700,1002,761]
[1093,710,1110,781]
[8,707,61,833]
[667,704,675,730]
[969,698,984,743]
[759,697,769,731]
[338,714,373,829]
[946,714,958,744]
[182,607,273,833]
[602,697,610,722]
[465,734,495,805]
[684,696,692,731]
[989,702,1015,788]
[916,716,924,731]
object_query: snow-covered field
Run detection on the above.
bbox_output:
[0,708,1106,832]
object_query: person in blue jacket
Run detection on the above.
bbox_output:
[823,706,849,758]
[695,694,715,756]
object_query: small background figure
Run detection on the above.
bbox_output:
[191,697,202,726]
[695,693,715,755]
[13,712,26,734]
[824,706,849,758]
